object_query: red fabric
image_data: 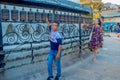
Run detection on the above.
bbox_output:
[110,26,112,29]
[117,33,120,38]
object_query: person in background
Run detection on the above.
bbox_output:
[110,24,113,32]
[114,25,118,33]
[117,26,120,38]
[118,24,120,28]
[46,18,62,80]
[90,18,103,62]
[106,25,109,32]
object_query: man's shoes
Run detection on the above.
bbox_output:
[54,76,60,80]
[47,76,54,80]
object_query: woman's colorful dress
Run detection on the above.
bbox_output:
[90,26,103,49]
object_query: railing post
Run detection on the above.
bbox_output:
[30,42,34,63]
[0,3,3,51]
[0,4,5,68]
[52,9,55,22]
[79,13,82,57]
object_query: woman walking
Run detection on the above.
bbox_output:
[90,18,103,62]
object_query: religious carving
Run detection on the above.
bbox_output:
[6,24,15,34]
[22,24,30,37]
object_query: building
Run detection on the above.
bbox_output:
[80,0,104,20]
[102,3,120,15]
[102,3,120,31]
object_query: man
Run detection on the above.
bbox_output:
[46,18,62,80]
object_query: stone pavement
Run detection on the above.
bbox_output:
[1,33,120,80]
[63,33,120,80]
[63,39,120,80]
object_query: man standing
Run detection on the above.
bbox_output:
[46,18,62,80]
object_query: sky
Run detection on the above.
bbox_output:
[69,0,120,5]
[102,0,120,5]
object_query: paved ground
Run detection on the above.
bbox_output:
[63,36,120,80]
[62,33,120,80]
[20,33,120,80]
[1,33,120,80]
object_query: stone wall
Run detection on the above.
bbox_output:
[0,3,91,72]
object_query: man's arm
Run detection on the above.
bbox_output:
[56,45,62,60]
[46,17,50,27]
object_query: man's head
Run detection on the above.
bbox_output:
[51,21,59,31]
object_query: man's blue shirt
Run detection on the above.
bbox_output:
[49,26,62,50]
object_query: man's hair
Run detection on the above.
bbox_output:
[52,21,60,26]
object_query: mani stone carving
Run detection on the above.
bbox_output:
[6,24,15,36]
[22,24,29,34]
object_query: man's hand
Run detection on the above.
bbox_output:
[46,17,49,22]
[56,53,60,60]
[56,45,62,60]
[46,17,50,26]
[83,19,86,25]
